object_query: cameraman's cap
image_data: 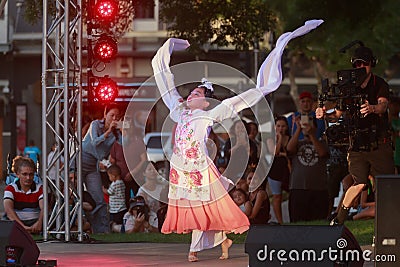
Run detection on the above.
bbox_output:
[299,91,313,100]
[352,46,373,63]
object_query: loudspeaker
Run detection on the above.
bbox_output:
[375,175,400,266]
[245,225,363,267]
[0,220,40,266]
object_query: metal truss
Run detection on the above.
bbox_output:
[41,0,84,242]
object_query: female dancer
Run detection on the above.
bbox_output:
[152,20,323,262]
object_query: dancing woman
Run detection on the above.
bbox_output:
[152,20,323,262]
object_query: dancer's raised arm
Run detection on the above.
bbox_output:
[151,38,190,112]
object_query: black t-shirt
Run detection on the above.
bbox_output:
[355,74,390,138]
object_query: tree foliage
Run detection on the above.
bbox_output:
[268,0,400,77]
[159,0,277,51]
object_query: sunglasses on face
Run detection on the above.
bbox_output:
[352,60,370,68]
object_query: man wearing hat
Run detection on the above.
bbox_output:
[287,90,326,140]
[316,45,394,225]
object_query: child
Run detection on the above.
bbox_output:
[102,164,127,227]
[112,196,158,233]
[231,188,252,217]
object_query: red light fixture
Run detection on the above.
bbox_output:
[94,0,118,22]
[95,76,118,102]
[93,35,118,62]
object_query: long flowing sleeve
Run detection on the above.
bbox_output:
[209,19,324,121]
[151,38,190,114]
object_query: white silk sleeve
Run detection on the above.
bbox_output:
[151,38,190,114]
[208,19,324,122]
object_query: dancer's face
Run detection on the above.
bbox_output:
[186,88,210,110]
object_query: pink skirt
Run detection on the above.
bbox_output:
[161,163,250,234]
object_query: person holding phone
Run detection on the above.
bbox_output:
[82,104,122,233]
[287,91,325,140]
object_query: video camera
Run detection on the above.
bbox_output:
[319,68,368,145]
[319,67,367,113]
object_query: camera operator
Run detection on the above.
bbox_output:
[316,46,394,225]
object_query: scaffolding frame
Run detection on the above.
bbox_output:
[41,0,84,242]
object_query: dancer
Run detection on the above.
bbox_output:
[152,20,323,262]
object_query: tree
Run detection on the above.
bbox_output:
[159,0,277,52]
[268,0,400,77]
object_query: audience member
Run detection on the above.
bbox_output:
[136,161,168,214]
[287,116,329,222]
[246,121,261,157]
[267,115,291,224]
[287,91,325,140]
[102,164,127,227]
[81,104,122,233]
[3,156,43,233]
[68,171,95,233]
[110,124,147,205]
[47,142,64,182]
[230,188,252,217]
[246,168,270,225]
[351,177,375,221]
[224,120,259,180]
[112,196,158,233]
[23,139,42,166]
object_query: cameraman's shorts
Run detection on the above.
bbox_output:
[348,143,394,184]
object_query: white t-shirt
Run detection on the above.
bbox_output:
[123,210,158,232]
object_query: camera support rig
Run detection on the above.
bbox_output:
[319,68,368,147]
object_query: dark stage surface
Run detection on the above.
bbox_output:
[36,241,375,267]
[37,241,249,267]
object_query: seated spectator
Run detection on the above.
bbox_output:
[137,161,168,214]
[69,171,96,233]
[349,176,375,221]
[230,188,252,217]
[246,167,270,225]
[112,196,158,233]
[3,156,44,233]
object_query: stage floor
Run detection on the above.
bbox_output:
[37,241,375,267]
[37,241,249,267]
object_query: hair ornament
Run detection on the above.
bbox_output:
[198,78,214,92]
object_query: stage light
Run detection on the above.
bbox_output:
[95,76,118,102]
[93,35,118,62]
[94,0,118,22]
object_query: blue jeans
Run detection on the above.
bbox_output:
[83,170,109,233]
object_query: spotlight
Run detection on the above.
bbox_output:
[95,76,118,102]
[93,35,118,62]
[94,0,118,22]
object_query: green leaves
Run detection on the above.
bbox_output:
[159,0,277,52]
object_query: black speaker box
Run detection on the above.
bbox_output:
[375,175,400,266]
[245,224,363,267]
[0,220,40,266]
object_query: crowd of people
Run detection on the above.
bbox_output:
[2,19,398,263]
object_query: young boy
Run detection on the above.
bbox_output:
[102,164,127,228]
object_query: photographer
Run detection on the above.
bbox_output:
[81,104,122,233]
[316,45,394,225]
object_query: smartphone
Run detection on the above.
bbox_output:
[116,121,130,129]
[300,115,310,128]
